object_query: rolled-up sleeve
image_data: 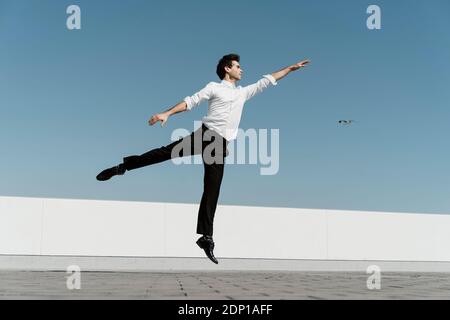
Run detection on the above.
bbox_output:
[183,82,215,111]
[243,74,278,101]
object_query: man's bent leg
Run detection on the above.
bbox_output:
[196,160,225,236]
[196,156,225,265]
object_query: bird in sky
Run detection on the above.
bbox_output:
[338,120,357,125]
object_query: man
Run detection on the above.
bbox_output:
[96,54,310,264]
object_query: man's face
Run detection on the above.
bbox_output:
[225,60,243,81]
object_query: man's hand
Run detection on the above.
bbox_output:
[289,59,310,71]
[148,113,169,127]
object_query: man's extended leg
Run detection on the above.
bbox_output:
[96,126,203,181]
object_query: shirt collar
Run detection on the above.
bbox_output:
[221,79,237,89]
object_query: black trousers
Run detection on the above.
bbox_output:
[122,124,229,236]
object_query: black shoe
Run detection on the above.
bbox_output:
[196,235,218,264]
[96,164,126,181]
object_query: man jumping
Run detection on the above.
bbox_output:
[96,54,310,264]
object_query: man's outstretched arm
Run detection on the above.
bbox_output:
[148,101,187,127]
[271,59,310,81]
[148,82,214,127]
[243,59,310,101]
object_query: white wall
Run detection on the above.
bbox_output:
[1,196,450,262]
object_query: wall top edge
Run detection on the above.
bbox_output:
[0,195,448,217]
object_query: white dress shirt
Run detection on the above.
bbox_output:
[183,74,278,141]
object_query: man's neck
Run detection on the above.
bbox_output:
[223,76,238,85]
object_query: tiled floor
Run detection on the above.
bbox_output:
[0,270,449,299]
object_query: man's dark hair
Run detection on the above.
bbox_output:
[216,54,240,80]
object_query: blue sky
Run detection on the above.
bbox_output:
[1,0,449,214]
